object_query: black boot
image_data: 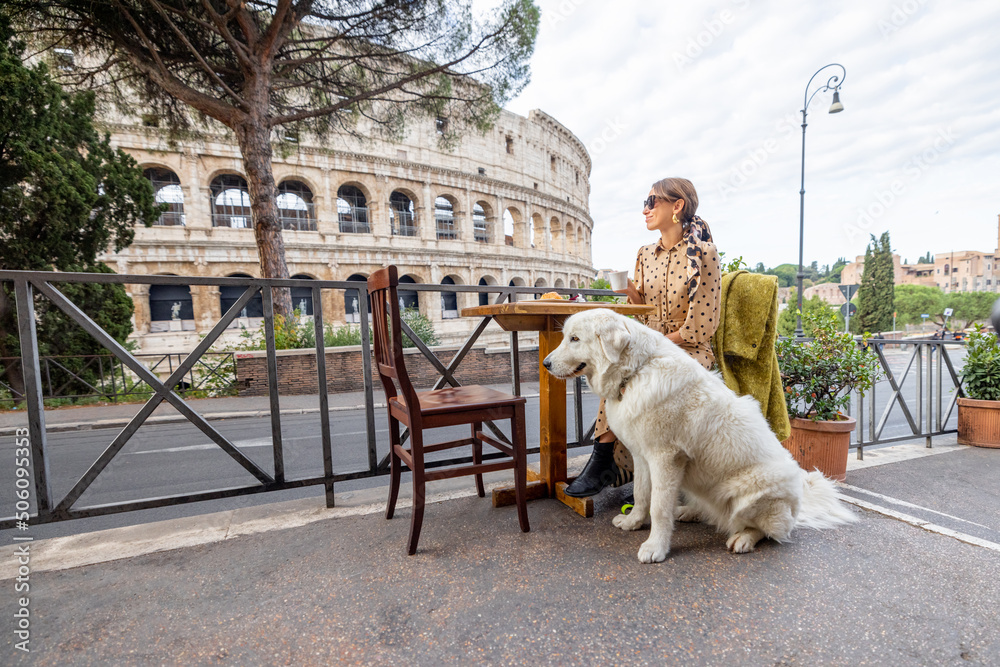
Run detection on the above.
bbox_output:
[564,440,621,497]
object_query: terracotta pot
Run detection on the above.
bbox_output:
[781,415,856,482]
[957,398,1000,448]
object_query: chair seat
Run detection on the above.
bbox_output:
[390,385,526,416]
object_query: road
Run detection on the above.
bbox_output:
[0,343,967,541]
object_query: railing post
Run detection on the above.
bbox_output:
[509,289,521,397]
[14,279,53,515]
[926,343,933,448]
[313,285,335,508]
[915,344,923,434]
[261,283,285,482]
[857,389,864,460]
[574,376,584,444]
[936,341,943,433]
[357,284,378,473]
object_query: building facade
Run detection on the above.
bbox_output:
[98,109,596,352]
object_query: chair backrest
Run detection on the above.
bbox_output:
[367,266,419,409]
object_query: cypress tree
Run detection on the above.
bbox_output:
[856,232,895,333]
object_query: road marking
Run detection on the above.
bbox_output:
[837,493,1000,553]
[128,430,392,455]
[839,483,992,530]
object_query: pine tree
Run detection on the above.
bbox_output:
[855,232,895,333]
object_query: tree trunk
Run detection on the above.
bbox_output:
[233,119,293,322]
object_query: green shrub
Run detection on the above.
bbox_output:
[777,308,883,421]
[961,325,1000,401]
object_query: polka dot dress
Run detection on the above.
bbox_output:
[594,234,722,438]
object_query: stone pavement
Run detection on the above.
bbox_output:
[3,439,999,665]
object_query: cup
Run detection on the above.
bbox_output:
[608,271,629,291]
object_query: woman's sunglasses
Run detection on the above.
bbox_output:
[644,195,666,210]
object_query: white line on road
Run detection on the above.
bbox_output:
[128,431,391,455]
[839,483,993,530]
[837,493,1000,553]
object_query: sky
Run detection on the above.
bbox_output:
[500,0,1000,273]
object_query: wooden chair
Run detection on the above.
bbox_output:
[367,266,530,554]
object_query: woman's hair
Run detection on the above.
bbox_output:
[651,178,699,223]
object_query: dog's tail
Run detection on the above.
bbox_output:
[796,470,857,530]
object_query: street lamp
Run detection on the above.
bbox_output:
[795,63,846,338]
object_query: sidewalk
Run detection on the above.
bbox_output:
[0,382,551,435]
[3,438,999,664]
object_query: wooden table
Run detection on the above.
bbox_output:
[460,301,654,517]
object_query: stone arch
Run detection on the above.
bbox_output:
[220,273,264,318]
[345,273,368,322]
[143,167,185,227]
[434,194,461,240]
[477,274,499,306]
[549,216,562,253]
[390,190,419,237]
[533,276,547,299]
[337,185,370,234]
[209,173,251,228]
[554,278,565,288]
[440,274,463,318]
[149,279,193,322]
[397,274,420,311]
[569,279,577,289]
[290,274,315,315]
[503,207,521,247]
[277,180,316,231]
[567,223,578,257]
[473,200,494,243]
[508,277,526,287]
[530,213,543,249]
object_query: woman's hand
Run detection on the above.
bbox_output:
[666,331,684,346]
[622,279,644,305]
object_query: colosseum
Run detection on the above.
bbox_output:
[98,108,595,353]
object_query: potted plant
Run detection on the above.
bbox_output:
[776,308,883,481]
[957,325,1000,448]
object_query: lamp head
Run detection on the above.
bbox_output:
[829,90,844,113]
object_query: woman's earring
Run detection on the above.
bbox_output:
[672,214,680,225]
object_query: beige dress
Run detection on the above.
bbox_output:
[594,236,722,438]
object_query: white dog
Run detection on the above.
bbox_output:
[544,310,856,563]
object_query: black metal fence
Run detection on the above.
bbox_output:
[1,270,603,528]
[0,269,968,528]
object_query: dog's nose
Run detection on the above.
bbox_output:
[543,356,552,370]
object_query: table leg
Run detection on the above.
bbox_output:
[538,325,566,495]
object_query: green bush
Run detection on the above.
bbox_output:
[961,325,1000,401]
[777,308,883,421]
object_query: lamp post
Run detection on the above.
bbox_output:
[796,63,846,338]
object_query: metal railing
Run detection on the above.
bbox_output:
[848,338,966,459]
[0,352,235,403]
[0,270,604,528]
[0,268,969,528]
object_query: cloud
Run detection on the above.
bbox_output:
[507,0,1000,272]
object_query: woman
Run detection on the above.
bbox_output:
[564,177,722,497]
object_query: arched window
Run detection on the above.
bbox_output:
[345,274,369,323]
[337,186,369,234]
[398,275,419,311]
[435,196,458,240]
[277,181,315,231]
[210,174,252,228]
[441,276,458,318]
[503,210,515,246]
[533,277,546,299]
[473,203,490,243]
[149,282,193,332]
[144,168,185,226]
[291,274,314,315]
[390,191,417,236]
[220,273,264,319]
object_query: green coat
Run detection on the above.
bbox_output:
[711,270,791,441]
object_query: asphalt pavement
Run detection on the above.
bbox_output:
[2,438,999,665]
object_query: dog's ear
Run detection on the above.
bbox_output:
[597,315,631,364]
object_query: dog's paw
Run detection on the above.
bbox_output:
[612,513,645,531]
[637,539,670,563]
[726,529,763,554]
[674,505,702,523]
